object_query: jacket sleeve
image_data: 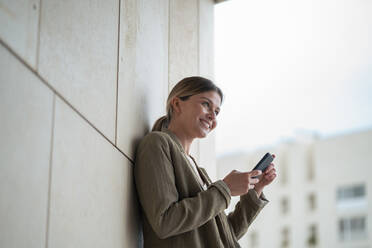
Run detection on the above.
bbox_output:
[226,189,269,240]
[134,133,231,239]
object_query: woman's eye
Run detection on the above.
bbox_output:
[202,102,209,107]
[215,111,219,116]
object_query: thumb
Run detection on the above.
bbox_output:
[225,169,238,178]
[250,170,262,177]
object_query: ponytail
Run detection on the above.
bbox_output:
[151,116,169,132]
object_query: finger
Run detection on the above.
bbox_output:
[265,164,275,173]
[268,174,277,181]
[250,178,260,184]
[265,169,276,177]
[250,170,262,177]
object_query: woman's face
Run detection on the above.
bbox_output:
[177,90,221,139]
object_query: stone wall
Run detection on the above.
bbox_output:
[0,0,217,247]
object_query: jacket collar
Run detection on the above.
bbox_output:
[161,128,211,187]
[161,127,186,154]
[197,167,212,186]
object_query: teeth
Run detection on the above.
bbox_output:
[201,120,210,129]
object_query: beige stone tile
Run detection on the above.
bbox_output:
[169,0,199,88]
[38,0,118,142]
[167,0,200,163]
[187,0,216,178]
[117,0,168,159]
[199,0,215,80]
[0,44,53,248]
[49,97,141,248]
[0,0,40,68]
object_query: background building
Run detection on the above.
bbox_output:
[0,0,225,247]
[217,129,372,248]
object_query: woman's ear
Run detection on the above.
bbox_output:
[170,97,182,115]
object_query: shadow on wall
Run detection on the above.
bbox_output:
[129,93,153,247]
[132,92,152,162]
[126,164,144,247]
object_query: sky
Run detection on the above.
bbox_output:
[214,0,372,156]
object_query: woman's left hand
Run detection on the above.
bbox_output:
[254,159,277,196]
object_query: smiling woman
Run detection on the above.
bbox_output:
[134,76,277,248]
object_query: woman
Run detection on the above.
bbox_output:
[134,76,276,248]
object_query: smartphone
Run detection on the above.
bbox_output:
[252,152,274,177]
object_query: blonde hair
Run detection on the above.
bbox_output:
[152,76,223,131]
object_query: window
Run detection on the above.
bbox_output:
[337,184,366,210]
[281,197,289,215]
[337,184,365,201]
[281,227,290,248]
[307,224,318,247]
[338,216,367,241]
[308,193,316,211]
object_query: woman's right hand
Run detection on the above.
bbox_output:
[222,170,262,196]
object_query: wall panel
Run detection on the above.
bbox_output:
[117,0,169,159]
[48,97,141,248]
[0,44,53,248]
[169,0,199,89]
[0,0,40,68]
[38,0,119,142]
[169,0,200,161]
[199,0,217,180]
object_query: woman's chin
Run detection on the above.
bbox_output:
[197,129,209,138]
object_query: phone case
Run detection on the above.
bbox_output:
[253,152,274,173]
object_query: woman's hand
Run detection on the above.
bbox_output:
[223,170,262,196]
[254,162,277,197]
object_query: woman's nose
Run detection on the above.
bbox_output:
[207,111,216,120]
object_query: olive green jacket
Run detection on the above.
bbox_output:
[134,128,268,248]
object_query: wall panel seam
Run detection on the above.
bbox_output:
[197,0,200,76]
[115,0,121,146]
[167,0,171,92]
[197,0,201,161]
[0,40,134,164]
[166,0,170,97]
[36,0,42,71]
[45,93,56,248]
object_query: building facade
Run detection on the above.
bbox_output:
[217,129,372,248]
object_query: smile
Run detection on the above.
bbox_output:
[200,119,211,129]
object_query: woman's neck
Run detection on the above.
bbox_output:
[167,121,194,155]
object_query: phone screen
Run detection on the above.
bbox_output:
[253,153,274,173]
